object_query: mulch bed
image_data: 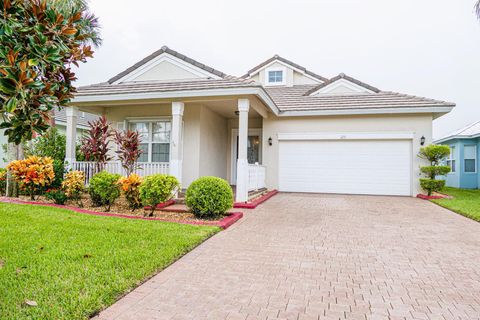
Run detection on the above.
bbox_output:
[12,194,228,225]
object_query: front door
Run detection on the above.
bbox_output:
[231,129,262,184]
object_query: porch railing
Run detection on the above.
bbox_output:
[70,161,170,185]
[248,164,266,191]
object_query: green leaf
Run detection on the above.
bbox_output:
[28,59,39,66]
[5,97,17,112]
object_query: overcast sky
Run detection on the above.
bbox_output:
[75,0,480,139]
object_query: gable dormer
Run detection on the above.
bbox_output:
[108,46,227,84]
[305,73,381,96]
[243,55,327,87]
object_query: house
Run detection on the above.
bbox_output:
[69,46,455,202]
[0,109,98,167]
[435,121,480,189]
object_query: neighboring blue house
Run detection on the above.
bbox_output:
[435,121,480,189]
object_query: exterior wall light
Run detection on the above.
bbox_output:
[268,137,273,146]
[420,136,426,146]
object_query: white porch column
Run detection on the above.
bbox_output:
[170,102,184,184]
[236,98,250,202]
[65,106,78,167]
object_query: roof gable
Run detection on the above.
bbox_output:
[306,73,380,96]
[108,46,227,84]
[243,55,328,83]
[435,121,480,143]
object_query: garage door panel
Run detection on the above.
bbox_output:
[279,140,411,196]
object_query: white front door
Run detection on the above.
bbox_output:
[231,129,262,184]
[278,139,412,196]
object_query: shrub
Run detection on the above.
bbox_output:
[88,171,121,211]
[420,179,446,195]
[45,189,68,205]
[81,116,113,171]
[118,173,143,211]
[114,130,143,175]
[0,168,6,196]
[185,176,233,218]
[24,127,66,161]
[139,174,179,216]
[7,156,55,200]
[51,159,65,189]
[62,171,85,206]
[418,144,451,196]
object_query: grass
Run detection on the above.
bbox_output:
[0,203,219,319]
[431,187,480,222]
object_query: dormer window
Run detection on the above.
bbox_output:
[268,71,283,83]
[265,67,286,86]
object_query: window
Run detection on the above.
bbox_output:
[129,121,171,162]
[446,146,456,173]
[464,145,477,173]
[268,70,283,83]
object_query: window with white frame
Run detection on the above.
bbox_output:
[446,146,456,173]
[128,121,171,162]
[268,70,283,83]
[464,145,477,173]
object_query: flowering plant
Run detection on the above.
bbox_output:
[62,170,85,205]
[117,173,143,210]
[7,156,55,200]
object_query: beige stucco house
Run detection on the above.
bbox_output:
[68,46,454,202]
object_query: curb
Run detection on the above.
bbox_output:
[234,189,279,209]
[0,197,242,229]
[416,193,448,200]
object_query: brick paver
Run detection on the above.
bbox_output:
[94,193,480,320]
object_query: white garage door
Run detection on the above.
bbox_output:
[279,139,412,196]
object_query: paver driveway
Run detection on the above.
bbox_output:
[94,193,480,320]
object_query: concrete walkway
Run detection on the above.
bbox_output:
[94,193,480,320]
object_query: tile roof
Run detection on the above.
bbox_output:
[436,121,480,142]
[265,85,455,113]
[77,78,260,97]
[304,73,381,95]
[54,108,98,127]
[107,46,228,84]
[243,55,328,82]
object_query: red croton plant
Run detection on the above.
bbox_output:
[114,129,143,175]
[80,116,113,172]
[0,0,100,144]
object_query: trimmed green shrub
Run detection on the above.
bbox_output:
[420,179,446,195]
[185,176,233,218]
[139,174,180,216]
[88,171,121,211]
[45,189,68,205]
[420,166,451,179]
[50,159,65,189]
[418,144,451,196]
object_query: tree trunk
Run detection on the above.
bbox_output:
[6,143,19,197]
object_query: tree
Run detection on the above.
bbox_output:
[418,145,451,196]
[476,1,480,20]
[1,0,100,196]
[114,129,143,175]
[80,116,113,171]
[0,0,100,144]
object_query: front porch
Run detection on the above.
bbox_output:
[67,97,270,202]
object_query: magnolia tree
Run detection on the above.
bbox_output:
[1,0,100,196]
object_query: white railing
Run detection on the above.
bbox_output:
[70,161,170,185]
[248,164,266,191]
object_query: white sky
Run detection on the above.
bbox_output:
[75,0,480,139]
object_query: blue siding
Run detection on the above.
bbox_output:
[439,138,480,189]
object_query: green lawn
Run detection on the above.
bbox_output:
[432,187,480,222]
[0,203,219,319]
